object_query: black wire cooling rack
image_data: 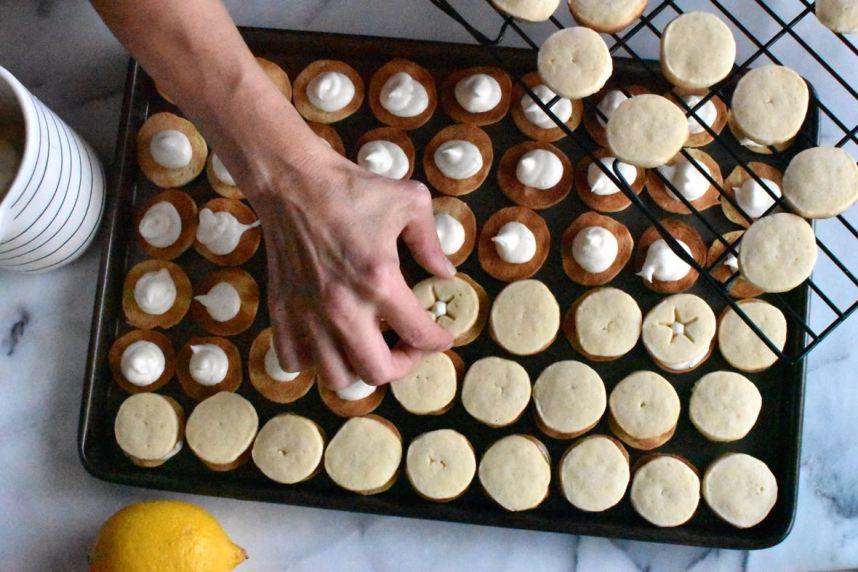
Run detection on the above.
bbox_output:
[429,0,858,363]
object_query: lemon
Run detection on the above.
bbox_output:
[90,500,247,572]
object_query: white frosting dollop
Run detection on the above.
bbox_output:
[434,140,482,180]
[637,239,692,283]
[211,154,236,187]
[658,157,711,202]
[357,140,409,180]
[572,226,619,274]
[0,140,20,196]
[149,129,192,170]
[336,378,377,401]
[682,95,718,135]
[434,213,465,256]
[194,282,241,322]
[120,340,166,387]
[596,90,628,127]
[588,157,637,196]
[196,208,260,255]
[380,72,429,118]
[430,300,448,319]
[188,344,229,386]
[724,253,739,272]
[516,149,563,189]
[492,221,536,264]
[733,177,781,219]
[264,338,300,382]
[133,268,177,315]
[521,84,573,129]
[454,73,502,113]
[306,71,355,112]
[138,201,182,249]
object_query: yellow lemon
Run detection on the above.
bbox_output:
[90,500,247,572]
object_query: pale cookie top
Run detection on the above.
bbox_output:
[406,429,476,500]
[413,275,480,338]
[324,416,402,492]
[631,456,700,527]
[731,65,809,146]
[568,0,647,32]
[490,279,560,355]
[390,351,457,415]
[718,299,787,372]
[703,453,778,528]
[783,146,858,219]
[115,394,181,460]
[479,435,551,511]
[575,288,642,358]
[252,414,324,484]
[537,27,613,99]
[186,392,258,465]
[560,436,630,512]
[690,371,761,442]
[606,94,688,168]
[660,11,736,90]
[609,371,680,440]
[490,0,560,21]
[533,361,606,435]
[739,213,817,293]
[816,0,858,33]
[642,294,716,366]
[462,356,532,427]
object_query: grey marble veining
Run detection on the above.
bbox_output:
[1,1,857,570]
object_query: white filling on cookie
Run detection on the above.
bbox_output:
[588,156,637,195]
[637,239,692,283]
[336,378,376,401]
[196,208,260,255]
[138,201,182,248]
[664,346,709,371]
[521,84,572,129]
[733,177,781,219]
[211,153,236,186]
[380,71,428,118]
[149,129,192,169]
[681,94,717,135]
[189,344,229,386]
[596,89,628,127]
[492,221,537,264]
[516,149,563,189]
[134,268,177,315]
[120,340,166,387]
[264,338,301,382]
[434,213,466,255]
[572,226,618,273]
[455,73,502,113]
[194,281,241,322]
[658,156,711,201]
[434,140,483,180]
[357,140,409,180]
[307,71,355,112]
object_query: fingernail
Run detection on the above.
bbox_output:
[445,259,457,277]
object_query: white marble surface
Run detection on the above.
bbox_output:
[1,1,857,570]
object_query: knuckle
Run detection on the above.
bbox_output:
[363,262,397,301]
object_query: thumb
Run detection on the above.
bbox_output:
[399,181,456,278]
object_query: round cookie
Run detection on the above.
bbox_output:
[631,454,700,527]
[782,146,858,219]
[292,60,365,124]
[584,85,650,149]
[136,112,207,188]
[432,196,477,267]
[122,259,192,330]
[816,0,858,33]
[190,267,259,337]
[252,414,325,485]
[353,126,416,181]
[193,198,262,267]
[538,27,612,100]
[114,393,184,468]
[108,329,175,394]
[412,273,488,347]
[206,153,244,200]
[406,429,476,502]
[324,415,402,495]
[176,336,243,401]
[560,211,634,286]
[731,65,809,146]
[489,279,560,355]
[462,356,532,428]
[706,231,764,299]
[646,149,722,214]
[609,370,680,450]
[564,287,642,361]
[666,91,728,148]
[660,11,736,92]
[720,162,784,227]
[308,122,346,156]
[318,379,387,418]
[134,189,198,261]
[256,57,292,100]
[559,435,630,512]
[496,141,573,210]
[478,206,551,282]
[441,66,512,126]
[248,327,315,404]
[390,351,462,415]
[574,149,646,213]
[718,299,787,372]
[533,361,606,440]
[738,213,817,293]
[491,0,560,21]
[642,293,716,374]
[568,0,648,32]
[634,219,707,294]
[703,453,778,529]
[186,392,258,471]
[368,59,437,131]
[423,123,493,196]
[607,95,688,167]
[511,72,584,142]
[479,435,552,512]
[690,371,761,442]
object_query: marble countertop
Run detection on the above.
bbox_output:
[1,1,856,570]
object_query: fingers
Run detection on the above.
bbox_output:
[376,273,453,352]
[266,254,314,372]
[398,181,456,279]
[307,313,355,391]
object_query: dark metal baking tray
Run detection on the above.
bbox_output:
[80,27,813,549]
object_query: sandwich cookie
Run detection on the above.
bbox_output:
[635,220,706,293]
[406,429,476,502]
[666,91,728,148]
[114,393,185,468]
[490,0,560,21]
[177,336,243,401]
[369,59,437,130]
[478,206,550,281]
[319,377,387,418]
[533,360,606,440]
[256,57,292,100]
[206,153,244,200]
[782,146,858,219]
[186,391,258,471]
[561,211,633,286]
[609,370,680,450]
[631,454,700,527]
[308,122,346,156]
[575,149,645,212]
[194,198,261,266]
[293,60,364,123]
[703,453,778,528]
[248,328,315,404]
[584,85,649,148]
[538,27,612,99]
[135,189,197,260]
[563,287,642,361]
[706,231,763,299]
[353,127,415,181]
[137,112,207,188]
[190,267,259,336]
[441,66,512,126]
[568,0,648,32]
[324,415,402,495]
[642,293,717,374]
[647,149,722,214]
[490,279,560,355]
[728,117,794,155]
[660,12,736,93]
[122,259,191,329]
[479,434,552,511]
[718,299,787,372]
[390,350,463,416]
[721,162,783,226]
[511,71,584,142]
[432,196,476,267]
[497,141,573,210]
[739,212,817,293]
[559,435,630,512]
[108,329,175,394]
[731,65,809,146]
[690,371,761,442]
[607,94,689,167]
[412,273,489,347]
[461,356,531,428]
[252,414,326,485]
[423,124,493,196]
[816,0,858,33]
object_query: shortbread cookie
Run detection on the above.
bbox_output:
[406,429,476,502]
[584,85,649,148]
[609,370,680,450]
[122,259,192,330]
[177,336,243,401]
[561,211,633,286]
[660,12,736,92]
[206,153,244,200]
[353,126,415,180]
[115,393,184,468]
[631,454,700,527]
[635,220,706,293]
[248,328,315,404]
[194,198,262,267]
[782,146,858,219]
[108,329,175,394]
[432,196,477,267]
[186,391,258,471]
[308,122,345,156]
[190,267,259,336]
[137,112,207,188]
[574,149,646,212]
[462,356,532,427]
[721,162,783,227]
[511,72,584,142]
[252,414,325,485]
[718,299,787,372]
[423,123,493,196]
[256,57,292,100]
[642,293,716,374]
[293,60,364,124]
[607,95,688,167]
[568,0,647,32]
[441,66,512,126]
[559,435,630,511]
[706,231,764,299]
[491,0,560,22]
[647,149,722,214]
[479,435,551,511]
[134,189,198,260]
[490,279,560,355]
[533,361,606,439]
[390,350,462,415]
[563,287,642,361]
[666,91,728,147]
[497,141,573,210]
[731,65,809,146]
[703,453,778,528]
[738,212,817,293]
[538,27,612,99]
[478,206,551,281]
[368,59,437,130]
[324,415,402,495]
[412,273,488,347]
[318,378,387,418]
[816,0,858,33]
[690,371,761,442]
